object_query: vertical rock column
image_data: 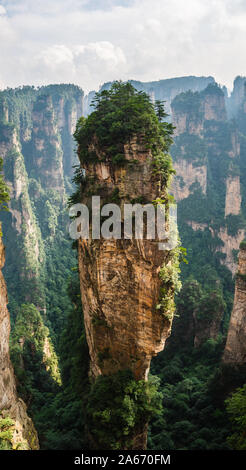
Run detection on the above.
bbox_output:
[223,244,246,363]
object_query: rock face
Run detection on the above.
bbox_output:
[171,160,207,202]
[228,76,246,117]
[169,82,246,276]
[193,291,224,348]
[78,138,175,382]
[217,228,245,275]
[31,95,65,195]
[78,237,171,382]
[0,234,39,449]
[223,246,246,363]
[225,176,242,217]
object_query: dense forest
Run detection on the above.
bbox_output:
[1,78,246,450]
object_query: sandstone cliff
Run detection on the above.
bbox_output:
[225,176,241,217]
[78,138,177,383]
[0,233,39,449]
[223,244,246,363]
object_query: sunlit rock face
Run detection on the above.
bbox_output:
[77,137,176,383]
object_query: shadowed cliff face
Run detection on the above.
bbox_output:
[223,247,246,363]
[0,235,39,450]
[78,137,175,382]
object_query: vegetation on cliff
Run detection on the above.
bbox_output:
[226,385,246,449]
[74,81,174,181]
[0,158,9,212]
[87,371,162,450]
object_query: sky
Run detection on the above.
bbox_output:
[0,0,246,93]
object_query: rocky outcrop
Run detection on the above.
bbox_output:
[171,161,207,201]
[31,95,64,194]
[0,233,39,449]
[217,228,245,275]
[203,86,227,121]
[229,76,246,117]
[225,176,241,217]
[76,128,178,449]
[193,290,224,348]
[78,138,176,382]
[223,245,246,363]
[51,89,84,175]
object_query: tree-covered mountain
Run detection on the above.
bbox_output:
[83,75,215,117]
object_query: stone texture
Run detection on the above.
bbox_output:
[223,247,246,363]
[216,228,245,275]
[225,176,242,217]
[171,161,207,201]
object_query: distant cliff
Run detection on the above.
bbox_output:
[169,82,245,282]
[83,76,215,116]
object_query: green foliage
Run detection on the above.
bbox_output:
[0,416,14,450]
[74,82,174,178]
[195,289,225,324]
[171,133,207,165]
[10,303,61,388]
[225,384,246,449]
[0,157,10,213]
[149,334,230,450]
[240,240,246,251]
[225,214,245,236]
[157,246,182,320]
[236,271,246,282]
[87,370,162,450]
[171,90,202,115]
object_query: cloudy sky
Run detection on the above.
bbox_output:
[0,0,245,93]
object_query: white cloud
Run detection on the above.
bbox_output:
[0,0,245,92]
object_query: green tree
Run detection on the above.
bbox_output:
[0,157,9,212]
[225,384,246,449]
